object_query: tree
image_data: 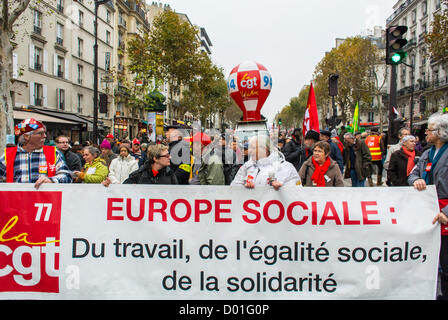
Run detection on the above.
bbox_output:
[425,5,448,66]
[312,37,382,126]
[276,85,309,129]
[0,0,32,150]
[180,55,231,129]
[147,10,203,121]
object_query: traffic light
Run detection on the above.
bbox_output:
[278,118,282,125]
[329,74,339,96]
[443,106,448,114]
[386,26,408,65]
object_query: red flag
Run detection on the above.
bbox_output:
[302,83,320,138]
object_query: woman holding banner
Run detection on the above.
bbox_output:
[298,141,344,187]
[230,135,300,190]
[73,146,109,183]
[408,112,448,300]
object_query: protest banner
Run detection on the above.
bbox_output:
[0,184,441,300]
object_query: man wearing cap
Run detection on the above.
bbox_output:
[166,125,191,185]
[130,138,142,165]
[189,132,225,185]
[105,134,119,153]
[320,129,344,173]
[0,118,72,188]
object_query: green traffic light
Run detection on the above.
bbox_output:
[391,53,402,63]
[390,51,407,65]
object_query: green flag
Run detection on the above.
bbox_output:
[353,103,359,133]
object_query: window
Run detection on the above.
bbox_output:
[33,10,42,34]
[436,0,441,10]
[78,10,84,27]
[77,38,83,58]
[106,30,111,44]
[106,10,111,24]
[77,64,83,85]
[57,55,64,77]
[57,0,64,13]
[411,10,417,24]
[34,47,43,71]
[105,52,110,72]
[422,1,427,16]
[56,23,64,45]
[34,83,43,106]
[57,88,65,110]
[77,94,83,113]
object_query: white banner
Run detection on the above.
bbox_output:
[0,184,441,300]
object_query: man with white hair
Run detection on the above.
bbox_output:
[0,118,72,188]
[409,113,448,300]
[230,135,301,190]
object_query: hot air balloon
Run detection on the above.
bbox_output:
[228,61,272,122]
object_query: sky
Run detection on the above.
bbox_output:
[151,0,395,123]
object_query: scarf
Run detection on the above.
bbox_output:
[423,143,448,184]
[401,147,415,176]
[311,156,331,187]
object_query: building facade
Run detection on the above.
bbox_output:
[11,0,213,144]
[387,0,448,131]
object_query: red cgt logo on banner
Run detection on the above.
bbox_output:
[0,191,62,293]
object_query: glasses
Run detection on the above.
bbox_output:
[158,154,170,158]
[30,131,46,136]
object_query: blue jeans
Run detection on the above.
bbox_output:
[350,169,365,187]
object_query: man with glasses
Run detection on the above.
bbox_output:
[0,118,72,188]
[55,135,82,172]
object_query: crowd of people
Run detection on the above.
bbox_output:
[1,112,448,299]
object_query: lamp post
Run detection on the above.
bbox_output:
[93,0,110,144]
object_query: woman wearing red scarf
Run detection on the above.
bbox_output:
[299,141,344,187]
[387,135,421,186]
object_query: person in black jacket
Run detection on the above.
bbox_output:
[55,135,82,172]
[166,125,191,184]
[123,144,177,185]
[282,128,306,172]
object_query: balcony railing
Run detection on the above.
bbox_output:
[56,37,63,45]
[34,63,42,71]
[34,98,42,106]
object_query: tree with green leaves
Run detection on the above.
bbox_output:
[147,10,204,121]
[180,55,231,129]
[0,0,32,150]
[276,85,309,129]
[312,36,383,126]
[425,4,448,66]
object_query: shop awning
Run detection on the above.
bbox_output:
[14,110,79,124]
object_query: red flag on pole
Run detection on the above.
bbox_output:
[302,83,320,138]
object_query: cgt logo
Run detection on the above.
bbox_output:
[0,191,62,293]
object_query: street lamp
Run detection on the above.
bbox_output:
[93,0,110,144]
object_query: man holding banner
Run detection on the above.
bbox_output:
[0,118,72,188]
[409,112,448,300]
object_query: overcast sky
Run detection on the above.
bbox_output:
[153,0,395,123]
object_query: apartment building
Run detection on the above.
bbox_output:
[387,0,448,129]
[12,0,115,143]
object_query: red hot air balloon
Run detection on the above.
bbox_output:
[228,61,272,122]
